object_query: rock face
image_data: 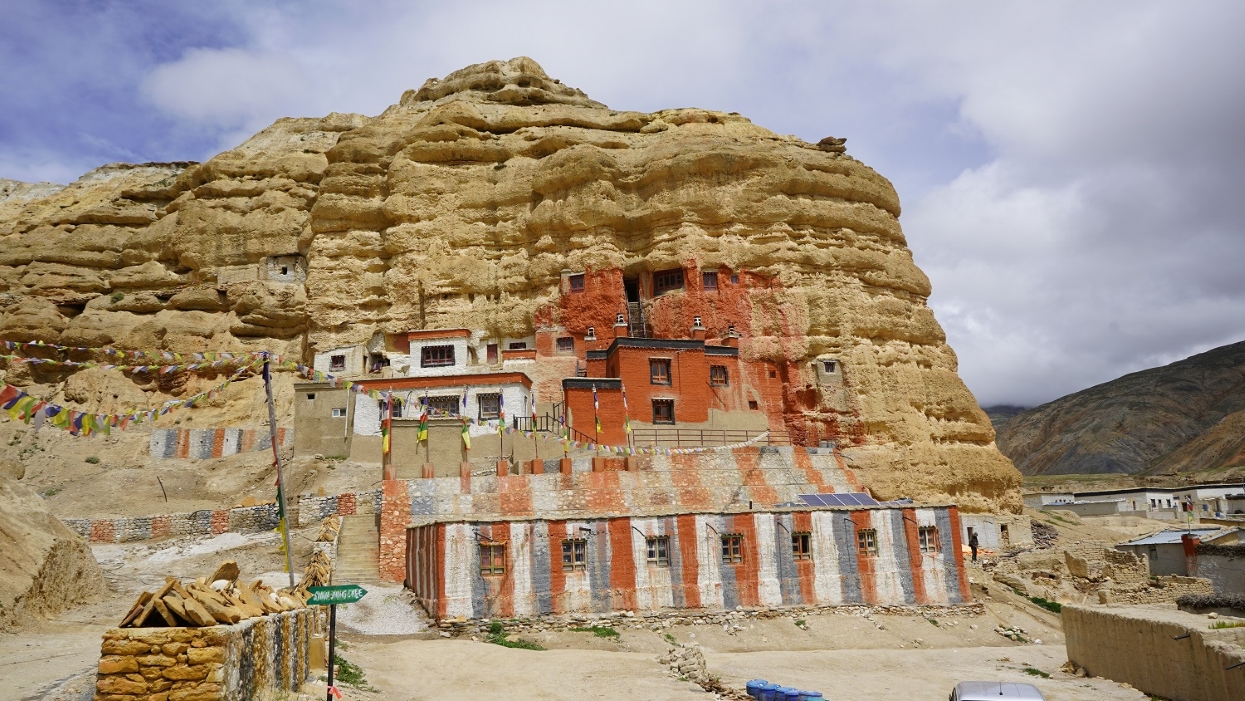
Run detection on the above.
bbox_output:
[998,340,1245,475]
[0,473,104,629]
[0,57,1020,511]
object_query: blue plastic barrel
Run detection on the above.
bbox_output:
[746,680,769,698]
[798,692,824,701]
[759,682,782,701]
[776,687,798,700]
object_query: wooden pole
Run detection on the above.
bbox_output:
[263,353,296,589]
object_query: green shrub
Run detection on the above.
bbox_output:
[110,291,124,302]
[1027,596,1062,613]
[85,456,100,464]
[570,625,619,638]
[1023,667,1050,679]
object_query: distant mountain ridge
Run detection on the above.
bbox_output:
[995,341,1245,476]
[982,405,1028,432]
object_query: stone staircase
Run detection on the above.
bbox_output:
[333,514,381,584]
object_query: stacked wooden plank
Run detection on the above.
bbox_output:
[316,514,342,542]
[118,561,308,628]
[298,550,333,591]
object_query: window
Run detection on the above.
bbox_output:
[822,360,836,373]
[653,268,684,294]
[702,272,718,290]
[792,532,812,560]
[305,393,316,400]
[721,535,743,563]
[428,395,460,415]
[329,354,346,372]
[918,526,940,553]
[508,341,528,350]
[748,400,759,410]
[709,365,728,387]
[480,544,506,575]
[556,336,575,354]
[561,539,587,571]
[478,393,501,421]
[857,529,878,556]
[768,369,777,378]
[378,399,403,418]
[486,343,498,365]
[421,344,455,367]
[652,399,675,425]
[568,274,585,292]
[650,359,672,385]
[331,408,347,418]
[646,536,670,567]
[999,524,1009,546]
[730,274,739,284]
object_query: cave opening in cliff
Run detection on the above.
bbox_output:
[624,277,640,303]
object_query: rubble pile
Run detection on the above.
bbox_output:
[118,560,308,628]
[658,643,749,699]
[1031,520,1058,549]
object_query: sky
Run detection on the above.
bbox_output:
[2,0,1243,407]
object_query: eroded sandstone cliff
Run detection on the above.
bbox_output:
[0,57,1020,511]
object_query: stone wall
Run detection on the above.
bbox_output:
[149,427,292,460]
[63,505,282,544]
[1064,604,1245,701]
[296,489,381,527]
[95,607,316,701]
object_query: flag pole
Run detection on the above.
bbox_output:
[262,352,296,589]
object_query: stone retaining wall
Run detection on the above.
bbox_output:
[296,489,381,527]
[1064,604,1245,701]
[149,427,291,460]
[95,607,316,701]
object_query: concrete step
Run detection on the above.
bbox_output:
[335,514,381,582]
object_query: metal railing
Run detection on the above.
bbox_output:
[630,427,790,448]
[511,415,595,444]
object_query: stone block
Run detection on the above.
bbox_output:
[137,654,178,667]
[98,655,139,675]
[186,647,224,664]
[102,638,155,656]
[162,664,209,681]
[96,675,148,695]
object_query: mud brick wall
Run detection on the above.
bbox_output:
[94,608,315,701]
[63,505,281,544]
[1064,605,1245,701]
[149,427,291,460]
[296,489,381,527]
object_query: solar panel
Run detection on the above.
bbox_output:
[797,493,879,508]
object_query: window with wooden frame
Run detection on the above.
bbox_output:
[480,543,506,575]
[792,532,812,560]
[646,536,670,567]
[421,344,455,367]
[556,337,575,354]
[702,271,718,290]
[329,354,346,372]
[857,528,878,556]
[650,358,672,385]
[427,395,460,415]
[709,365,728,387]
[568,274,585,292]
[478,393,501,421]
[918,526,940,553]
[507,341,528,350]
[378,398,403,418]
[561,539,587,571]
[721,534,743,563]
[653,268,684,294]
[652,399,675,425]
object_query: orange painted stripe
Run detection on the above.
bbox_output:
[212,429,225,458]
[548,521,568,614]
[833,448,862,490]
[736,451,780,506]
[670,454,712,509]
[731,513,761,607]
[607,518,637,610]
[493,522,514,618]
[792,448,830,492]
[676,514,701,609]
[900,508,929,604]
[498,475,534,517]
[353,371,532,391]
[436,523,448,620]
[947,507,972,602]
[585,471,627,512]
[851,511,879,604]
[793,511,816,604]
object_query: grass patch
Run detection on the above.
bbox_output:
[40,485,63,498]
[332,655,376,690]
[570,625,619,638]
[1209,620,1245,629]
[1027,596,1063,614]
[663,633,677,645]
[485,619,545,650]
[927,618,939,626]
[84,456,100,464]
[110,291,124,302]
[1023,667,1050,679]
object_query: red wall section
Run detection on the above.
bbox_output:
[900,508,930,605]
[851,510,879,604]
[565,385,628,445]
[607,518,638,610]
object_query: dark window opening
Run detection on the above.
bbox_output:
[918,526,940,553]
[280,266,288,275]
[653,268,685,295]
[428,396,460,415]
[480,544,506,575]
[478,393,501,421]
[748,400,759,410]
[730,274,739,284]
[305,393,316,400]
[721,534,743,563]
[329,354,346,372]
[792,532,812,560]
[650,359,672,385]
[857,529,878,556]
[822,360,837,373]
[568,274,585,293]
[556,337,575,354]
[486,343,498,364]
[768,369,777,378]
[624,278,640,303]
[507,341,528,350]
[421,345,455,367]
[702,272,718,290]
[652,399,675,425]
[709,365,728,387]
[561,539,587,571]
[646,536,670,567]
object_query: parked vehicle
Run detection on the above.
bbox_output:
[950,681,1047,700]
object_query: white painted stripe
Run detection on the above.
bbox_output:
[869,511,908,604]
[442,523,475,619]
[810,511,844,605]
[753,513,783,606]
[510,524,534,616]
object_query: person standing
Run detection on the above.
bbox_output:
[969,531,979,562]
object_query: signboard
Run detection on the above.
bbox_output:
[308,584,367,606]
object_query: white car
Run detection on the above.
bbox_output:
[950,681,1047,700]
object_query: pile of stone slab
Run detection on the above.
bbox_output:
[118,560,307,628]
